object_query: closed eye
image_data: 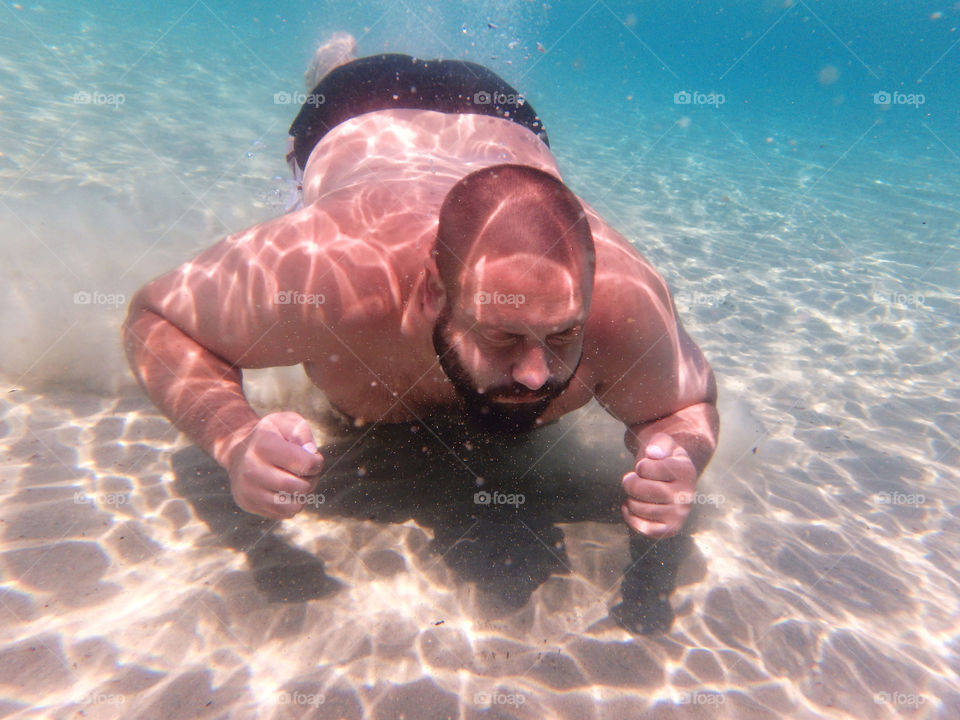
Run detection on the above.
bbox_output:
[548,326,582,345]
[481,331,521,347]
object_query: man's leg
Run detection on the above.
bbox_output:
[285,33,358,211]
[303,32,357,90]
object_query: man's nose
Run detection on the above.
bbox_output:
[512,345,549,390]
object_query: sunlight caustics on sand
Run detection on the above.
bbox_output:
[1,1,958,719]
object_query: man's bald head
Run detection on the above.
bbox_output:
[432,164,595,304]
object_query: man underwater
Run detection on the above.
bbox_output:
[123,34,719,538]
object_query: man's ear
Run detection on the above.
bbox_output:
[422,256,447,322]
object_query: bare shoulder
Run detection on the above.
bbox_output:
[580,206,716,425]
[582,207,673,353]
[131,203,405,368]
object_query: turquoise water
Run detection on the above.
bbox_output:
[1,1,958,718]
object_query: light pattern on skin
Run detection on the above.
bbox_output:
[124,107,717,534]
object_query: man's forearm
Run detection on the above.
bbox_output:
[625,401,719,476]
[122,307,260,467]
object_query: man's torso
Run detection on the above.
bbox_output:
[281,109,667,425]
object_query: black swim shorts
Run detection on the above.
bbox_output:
[287,53,549,174]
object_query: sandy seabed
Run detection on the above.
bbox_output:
[2,313,958,720]
[1,7,959,717]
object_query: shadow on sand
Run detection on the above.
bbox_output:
[172,405,702,634]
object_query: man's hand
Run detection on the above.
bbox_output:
[225,412,325,520]
[621,432,697,538]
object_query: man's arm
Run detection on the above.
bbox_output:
[586,225,718,536]
[604,314,718,537]
[624,399,719,477]
[122,207,342,465]
[123,299,262,469]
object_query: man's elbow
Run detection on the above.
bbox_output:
[121,286,171,375]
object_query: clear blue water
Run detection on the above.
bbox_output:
[1,2,958,719]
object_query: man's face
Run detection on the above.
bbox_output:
[432,254,589,434]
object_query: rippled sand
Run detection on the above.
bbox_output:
[2,5,959,719]
[2,349,958,719]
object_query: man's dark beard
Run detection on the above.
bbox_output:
[432,307,581,435]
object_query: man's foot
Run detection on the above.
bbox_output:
[304,32,357,89]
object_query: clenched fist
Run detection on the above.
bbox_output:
[225,412,325,519]
[621,432,697,538]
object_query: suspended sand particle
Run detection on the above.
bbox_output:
[818,65,839,85]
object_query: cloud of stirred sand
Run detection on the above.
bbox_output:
[0,178,255,394]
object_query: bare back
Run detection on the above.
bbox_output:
[134,109,713,427]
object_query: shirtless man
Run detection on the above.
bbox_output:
[123,37,719,539]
